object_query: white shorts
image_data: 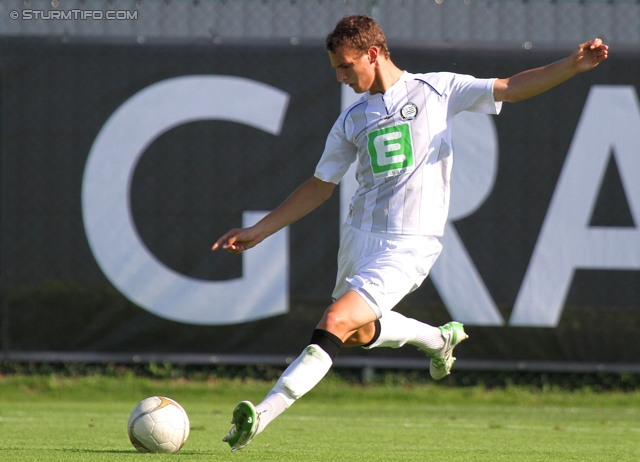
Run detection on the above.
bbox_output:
[332,224,443,318]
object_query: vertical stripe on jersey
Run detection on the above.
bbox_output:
[372,176,395,230]
[401,80,430,233]
[370,101,395,231]
[349,99,372,230]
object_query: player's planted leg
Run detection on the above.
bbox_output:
[222,329,342,451]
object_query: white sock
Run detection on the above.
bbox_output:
[364,311,444,353]
[273,344,333,402]
[254,344,334,433]
[254,392,289,435]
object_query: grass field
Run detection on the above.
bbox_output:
[0,372,639,461]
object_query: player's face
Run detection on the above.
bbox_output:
[329,45,375,94]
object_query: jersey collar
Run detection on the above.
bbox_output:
[366,71,411,101]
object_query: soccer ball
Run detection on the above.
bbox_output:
[127,396,190,453]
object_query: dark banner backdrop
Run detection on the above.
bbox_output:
[1,38,639,368]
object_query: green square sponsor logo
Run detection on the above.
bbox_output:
[367,124,414,179]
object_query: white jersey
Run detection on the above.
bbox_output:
[314,71,501,236]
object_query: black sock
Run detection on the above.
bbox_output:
[309,329,343,361]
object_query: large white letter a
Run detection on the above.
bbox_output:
[510,86,640,327]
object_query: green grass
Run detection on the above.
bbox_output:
[0,373,639,461]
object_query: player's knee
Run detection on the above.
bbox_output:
[321,311,347,334]
[318,292,378,340]
[319,309,353,338]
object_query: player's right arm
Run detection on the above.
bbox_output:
[212,176,336,254]
[214,109,356,255]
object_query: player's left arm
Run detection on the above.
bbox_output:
[493,38,609,103]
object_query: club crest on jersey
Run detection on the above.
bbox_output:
[400,102,418,120]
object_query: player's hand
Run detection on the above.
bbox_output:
[212,227,261,254]
[572,38,609,73]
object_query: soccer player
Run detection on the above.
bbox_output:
[212,15,608,452]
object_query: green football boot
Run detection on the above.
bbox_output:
[427,322,468,380]
[222,401,260,452]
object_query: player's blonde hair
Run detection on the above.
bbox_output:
[325,15,391,59]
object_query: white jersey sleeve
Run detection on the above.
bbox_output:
[420,72,502,116]
[314,113,358,185]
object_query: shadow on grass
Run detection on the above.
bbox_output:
[0,448,132,454]
[57,448,214,456]
[58,449,135,454]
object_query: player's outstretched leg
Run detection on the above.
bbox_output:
[362,312,468,380]
[427,322,469,380]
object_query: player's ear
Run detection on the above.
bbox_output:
[367,46,378,65]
